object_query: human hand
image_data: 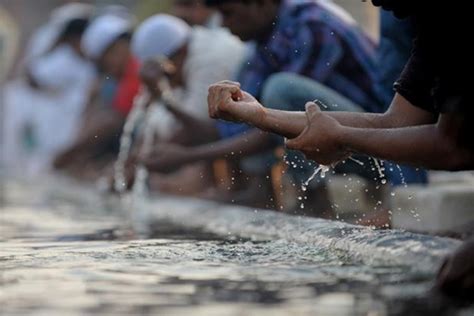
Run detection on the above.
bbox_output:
[139,58,176,97]
[435,239,474,300]
[286,102,350,165]
[208,80,265,124]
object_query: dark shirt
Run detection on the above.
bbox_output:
[374,0,473,114]
[375,11,415,108]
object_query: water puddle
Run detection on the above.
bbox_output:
[0,177,471,316]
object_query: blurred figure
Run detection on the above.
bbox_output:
[99,4,136,23]
[2,3,95,175]
[209,0,474,299]
[140,0,382,212]
[120,14,245,196]
[54,14,140,180]
[0,5,19,82]
[171,0,221,27]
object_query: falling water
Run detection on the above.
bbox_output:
[301,164,330,192]
[312,98,328,109]
[113,74,176,194]
[371,158,387,185]
[113,93,148,193]
[111,74,178,233]
[395,163,408,188]
[130,100,158,196]
[348,156,365,166]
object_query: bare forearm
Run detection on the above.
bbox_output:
[252,93,436,138]
[74,115,124,151]
[190,130,273,162]
[257,109,390,138]
[340,124,473,170]
[166,104,218,143]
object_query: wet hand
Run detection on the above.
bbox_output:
[435,239,474,300]
[138,144,191,173]
[208,80,265,124]
[139,58,175,97]
[286,102,349,165]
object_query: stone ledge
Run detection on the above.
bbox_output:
[391,184,474,233]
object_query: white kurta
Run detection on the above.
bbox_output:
[2,44,95,175]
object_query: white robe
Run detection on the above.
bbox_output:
[2,44,95,175]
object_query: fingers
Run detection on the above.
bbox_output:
[305,101,321,120]
[285,125,309,151]
[208,82,243,118]
[215,80,241,87]
[208,82,242,96]
[286,102,321,150]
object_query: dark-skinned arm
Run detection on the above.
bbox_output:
[338,113,473,170]
[208,82,437,139]
[142,129,274,173]
[285,101,473,170]
[54,111,125,168]
[164,101,220,145]
[258,94,436,138]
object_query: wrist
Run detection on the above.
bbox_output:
[337,125,354,153]
[243,105,263,126]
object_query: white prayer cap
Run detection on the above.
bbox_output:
[50,3,94,25]
[99,5,136,24]
[132,14,191,62]
[25,3,94,61]
[82,15,132,60]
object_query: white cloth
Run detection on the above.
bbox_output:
[82,15,132,60]
[99,5,136,24]
[146,27,246,141]
[132,14,191,62]
[2,44,95,174]
[25,3,94,62]
[205,12,223,29]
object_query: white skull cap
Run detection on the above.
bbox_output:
[132,14,191,62]
[82,14,132,60]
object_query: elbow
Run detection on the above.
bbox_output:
[444,149,474,171]
[436,135,474,171]
[436,116,474,171]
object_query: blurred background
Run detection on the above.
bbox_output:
[5,0,471,235]
[1,0,378,82]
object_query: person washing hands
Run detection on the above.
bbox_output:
[208,0,474,299]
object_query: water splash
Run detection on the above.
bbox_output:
[395,164,407,188]
[312,98,328,109]
[348,156,365,166]
[371,158,386,184]
[301,164,330,192]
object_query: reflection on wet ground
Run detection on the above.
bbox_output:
[1,178,472,315]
